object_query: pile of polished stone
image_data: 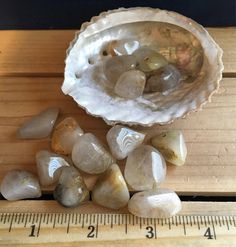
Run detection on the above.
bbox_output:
[0,107,187,218]
[103,40,182,99]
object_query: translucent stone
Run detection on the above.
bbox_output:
[133,47,168,72]
[92,164,129,209]
[106,40,140,56]
[145,65,181,93]
[106,125,145,160]
[51,117,84,155]
[128,189,182,218]
[0,170,41,201]
[17,107,59,139]
[103,55,137,85]
[36,150,71,186]
[72,133,115,174]
[151,130,187,166]
[115,70,146,99]
[124,145,166,190]
[54,166,89,208]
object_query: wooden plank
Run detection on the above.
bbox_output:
[0,76,236,195]
[0,28,235,76]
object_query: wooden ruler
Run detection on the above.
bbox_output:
[0,212,236,246]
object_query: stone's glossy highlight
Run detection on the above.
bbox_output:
[128,189,182,218]
[51,117,84,155]
[107,40,140,56]
[0,170,41,201]
[72,133,115,174]
[92,164,130,209]
[145,64,182,93]
[151,130,187,166]
[106,125,145,160]
[54,166,89,208]
[124,145,166,190]
[133,47,168,72]
[36,150,71,186]
[115,70,146,99]
[17,107,59,139]
[104,55,137,85]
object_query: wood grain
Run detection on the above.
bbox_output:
[1,76,236,194]
[0,28,235,76]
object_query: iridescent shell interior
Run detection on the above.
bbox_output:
[63,8,223,126]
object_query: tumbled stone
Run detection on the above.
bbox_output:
[145,65,181,93]
[92,164,129,209]
[104,55,137,85]
[107,40,140,56]
[151,130,187,166]
[0,170,41,201]
[36,150,71,186]
[72,133,115,174]
[106,125,145,160]
[124,145,166,190]
[128,189,182,218]
[133,47,168,72]
[54,166,89,208]
[115,70,146,99]
[51,117,84,155]
[17,107,59,139]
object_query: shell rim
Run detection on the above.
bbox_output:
[63,7,224,127]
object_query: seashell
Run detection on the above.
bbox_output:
[114,70,146,99]
[124,145,166,190]
[92,164,130,209]
[53,166,89,208]
[63,7,223,126]
[51,117,84,155]
[36,150,71,186]
[128,188,182,218]
[151,130,187,166]
[72,133,115,174]
[17,107,59,139]
[106,125,145,160]
[0,170,41,201]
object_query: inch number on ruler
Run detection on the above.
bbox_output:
[0,213,235,243]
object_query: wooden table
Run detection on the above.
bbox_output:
[0,28,236,245]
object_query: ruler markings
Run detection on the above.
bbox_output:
[8,213,14,232]
[36,214,42,237]
[1,213,236,242]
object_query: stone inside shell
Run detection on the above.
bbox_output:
[63,7,223,126]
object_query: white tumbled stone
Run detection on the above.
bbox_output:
[106,125,145,160]
[128,189,182,218]
[124,145,166,190]
[0,170,41,201]
[151,130,187,166]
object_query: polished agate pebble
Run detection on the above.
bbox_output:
[17,107,59,139]
[124,145,166,190]
[36,150,71,186]
[128,189,182,218]
[54,166,89,208]
[115,70,146,99]
[92,164,130,209]
[106,125,145,160]
[72,133,115,174]
[0,170,41,201]
[133,47,168,72]
[51,117,84,155]
[151,130,187,166]
[145,65,181,93]
[104,55,137,85]
[106,39,140,56]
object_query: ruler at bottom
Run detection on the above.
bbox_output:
[0,212,236,245]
